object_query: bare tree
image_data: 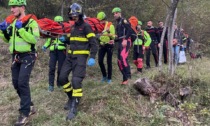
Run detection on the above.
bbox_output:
[159,0,179,76]
[167,0,179,75]
[158,11,170,72]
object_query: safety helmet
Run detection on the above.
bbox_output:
[138,21,142,26]
[68,3,83,17]
[54,16,63,22]
[97,12,106,21]
[8,0,27,6]
[112,7,121,13]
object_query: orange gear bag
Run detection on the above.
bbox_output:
[128,16,138,34]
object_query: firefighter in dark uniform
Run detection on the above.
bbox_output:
[145,20,160,68]
[42,16,66,92]
[112,7,133,85]
[0,0,40,125]
[58,3,98,120]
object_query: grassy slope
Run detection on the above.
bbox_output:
[0,38,210,126]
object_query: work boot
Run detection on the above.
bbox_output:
[29,105,36,116]
[107,79,112,84]
[137,68,142,73]
[14,113,29,126]
[101,77,107,83]
[121,80,128,85]
[48,85,54,92]
[66,97,80,120]
[146,66,151,69]
[64,99,72,110]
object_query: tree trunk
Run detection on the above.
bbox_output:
[158,13,170,72]
[133,78,158,103]
[167,0,180,76]
[61,0,64,18]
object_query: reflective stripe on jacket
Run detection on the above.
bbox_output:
[133,30,151,47]
[67,21,98,58]
[44,38,66,51]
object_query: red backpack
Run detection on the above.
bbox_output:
[128,16,138,34]
[5,14,38,24]
[127,16,139,42]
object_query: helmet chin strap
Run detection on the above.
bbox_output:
[16,7,25,19]
[16,8,22,19]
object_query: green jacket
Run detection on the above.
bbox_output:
[133,30,151,47]
[99,21,115,45]
[0,18,40,54]
[0,31,7,42]
[44,38,66,51]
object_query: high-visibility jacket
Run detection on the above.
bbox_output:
[67,20,98,58]
[0,18,40,54]
[0,31,7,42]
[133,30,151,47]
[44,38,66,51]
[99,21,115,45]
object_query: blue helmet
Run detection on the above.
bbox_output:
[68,3,83,17]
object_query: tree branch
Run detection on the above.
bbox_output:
[162,0,170,8]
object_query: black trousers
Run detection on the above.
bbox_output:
[163,40,168,64]
[11,53,35,116]
[117,40,131,81]
[59,54,88,98]
[146,42,158,67]
[98,44,113,80]
[49,50,66,87]
[157,40,168,64]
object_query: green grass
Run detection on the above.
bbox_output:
[1,40,210,125]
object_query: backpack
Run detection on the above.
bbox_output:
[121,16,138,42]
[128,16,138,34]
[5,14,38,25]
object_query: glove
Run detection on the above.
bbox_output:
[15,20,23,29]
[42,46,47,52]
[59,36,66,42]
[87,58,95,66]
[0,20,9,31]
